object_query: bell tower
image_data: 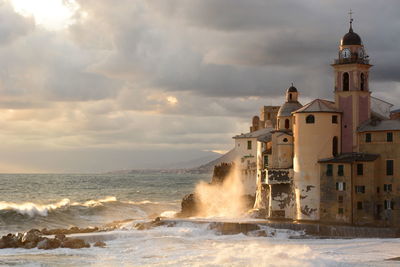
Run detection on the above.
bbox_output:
[332,14,372,153]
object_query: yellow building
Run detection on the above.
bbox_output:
[246,19,400,227]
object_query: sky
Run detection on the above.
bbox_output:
[0,0,399,173]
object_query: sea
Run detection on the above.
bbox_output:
[0,173,399,267]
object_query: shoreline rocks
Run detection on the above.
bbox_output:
[0,226,103,250]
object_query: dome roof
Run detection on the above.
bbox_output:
[287,85,297,93]
[277,101,302,117]
[341,26,362,45]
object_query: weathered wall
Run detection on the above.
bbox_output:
[269,183,295,219]
[293,112,341,221]
[234,137,258,195]
[359,130,400,226]
[320,163,352,224]
[352,161,378,225]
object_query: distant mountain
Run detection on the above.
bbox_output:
[106,149,236,174]
[160,153,221,169]
[188,148,236,173]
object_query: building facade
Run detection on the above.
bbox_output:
[234,20,400,227]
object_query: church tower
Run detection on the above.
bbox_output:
[332,15,372,153]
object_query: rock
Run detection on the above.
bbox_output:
[1,234,21,248]
[21,230,41,244]
[254,230,268,237]
[61,238,90,249]
[247,208,267,219]
[211,162,234,185]
[179,193,200,217]
[23,241,38,249]
[94,241,106,248]
[37,238,61,250]
[55,234,66,241]
[209,222,260,235]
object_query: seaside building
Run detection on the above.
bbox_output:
[234,18,400,227]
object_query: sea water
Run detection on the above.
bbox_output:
[0,173,399,266]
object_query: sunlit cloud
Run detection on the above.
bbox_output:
[10,0,78,30]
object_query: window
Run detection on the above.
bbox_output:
[343,72,349,91]
[332,115,338,124]
[387,132,393,142]
[285,119,290,129]
[289,93,292,100]
[357,201,363,210]
[384,184,392,192]
[247,140,252,150]
[338,208,344,214]
[306,115,315,124]
[355,185,366,194]
[357,164,363,176]
[283,138,288,143]
[326,164,333,176]
[332,136,338,157]
[336,182,346,191]
[338,196,343,203]
[267,113,271,120]
[377,186,380,193]
[360,73,365,91]
[338,165,344,176]
[365,133,371,143]
[384,200,394,210]
[386,160,394,176]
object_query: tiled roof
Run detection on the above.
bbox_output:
[233,127,274,139]
[293,99,340,114]
[358,119,400,132]
[318,153,379,163]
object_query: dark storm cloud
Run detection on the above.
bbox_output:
[71,0,400,101]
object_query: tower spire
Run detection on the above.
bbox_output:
[348,9,354,32]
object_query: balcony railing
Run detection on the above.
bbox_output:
[333,58,370,65]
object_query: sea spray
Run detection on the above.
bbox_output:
[194,164,249,218]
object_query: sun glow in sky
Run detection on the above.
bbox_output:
[10,0,78,30]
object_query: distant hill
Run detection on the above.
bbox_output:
[188,148,236,173]
[107,149,236,174]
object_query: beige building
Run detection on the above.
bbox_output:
[238,19,400,227]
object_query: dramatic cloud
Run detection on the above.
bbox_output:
[0,0,399,172]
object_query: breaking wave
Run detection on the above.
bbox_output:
[0,197,179,234]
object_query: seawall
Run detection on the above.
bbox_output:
[161,218,400,238]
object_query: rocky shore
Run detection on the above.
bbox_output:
[0,226,110,250]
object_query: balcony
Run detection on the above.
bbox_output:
[333,58,370,65]
[262,168,293,185]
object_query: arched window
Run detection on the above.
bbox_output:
[306,115,315,124]
[289,94,292,100]
[360,73,365,91]
[332,136,338,156]
[343,72,349,91]
[285,119,290,129]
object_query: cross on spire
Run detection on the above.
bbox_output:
[348,9,354,32]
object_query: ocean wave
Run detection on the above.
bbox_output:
[0,198,71,217]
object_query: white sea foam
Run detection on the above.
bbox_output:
[1,221,397,266]
[159,210,177,218]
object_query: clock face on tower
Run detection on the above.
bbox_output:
[358,48,364,58]
[341,48,351,59]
